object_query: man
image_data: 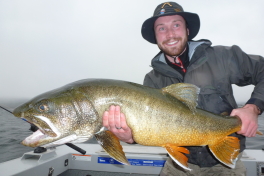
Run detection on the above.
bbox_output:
[103,2,264,175]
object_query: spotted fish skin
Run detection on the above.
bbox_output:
[13,79,244,170]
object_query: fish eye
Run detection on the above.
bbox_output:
[38,104,49,112]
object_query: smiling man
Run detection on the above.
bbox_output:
[154,15,189,75]
[155,15,188,60]
[103,1,264,175]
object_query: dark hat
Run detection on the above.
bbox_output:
[141,2,200,44]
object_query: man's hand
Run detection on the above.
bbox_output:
[103,105,135,143]
[230,104,260,137]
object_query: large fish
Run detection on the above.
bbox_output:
[13,79,250,170]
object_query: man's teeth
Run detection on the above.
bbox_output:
[168,41,178,45]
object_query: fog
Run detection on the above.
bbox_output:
[1,0,263,104]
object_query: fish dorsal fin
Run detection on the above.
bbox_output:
[94,128,129,165]
[162,83,200,113]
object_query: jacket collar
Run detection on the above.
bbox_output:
[150,39,212,78]
[188,39,211,60]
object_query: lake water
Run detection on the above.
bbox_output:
[0,101,263,163]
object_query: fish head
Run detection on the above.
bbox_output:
[13,88,101,148]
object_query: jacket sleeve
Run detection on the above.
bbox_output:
[228,45,264,112]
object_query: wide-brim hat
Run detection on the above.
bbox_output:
[141,2,200,44]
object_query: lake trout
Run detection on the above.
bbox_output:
[13,79,251,170]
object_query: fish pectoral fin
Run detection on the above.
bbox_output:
[163,144,191,171]
[208,136,240,168]
[257,131,263,135]
[162,83,199,113]
[94,130,129,165]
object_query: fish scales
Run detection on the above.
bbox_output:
[83,81,202,145]
[13,79,249,170]
[85,81,239,146]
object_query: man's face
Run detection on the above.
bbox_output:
[154,15,189,57]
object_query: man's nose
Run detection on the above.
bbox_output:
[166,28,175,39]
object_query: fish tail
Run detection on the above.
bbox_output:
[208,136,240,168]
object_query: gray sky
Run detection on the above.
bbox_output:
[0,0,263,103]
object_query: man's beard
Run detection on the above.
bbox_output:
[157,36,188,57]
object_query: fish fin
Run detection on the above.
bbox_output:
[162,83,200,113]
[94,130,129,165]
[257,131,263,135]
[208,136,240,168]
[220,112,229,116]
[163,144,191,171]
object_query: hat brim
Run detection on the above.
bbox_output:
[141,12,200,44]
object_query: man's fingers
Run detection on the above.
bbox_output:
[237,122,258,137]
[102,111,109,128]
[101,105,134,143]
[248,125,257,137]
[103,105,123,130]
[120,113,129,131]
[114,106,121,129]
[108,105,117,129]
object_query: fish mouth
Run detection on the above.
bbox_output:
[20,116,82,148]
[20,115,61,147]
[22,129,53,147]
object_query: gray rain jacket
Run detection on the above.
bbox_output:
[143,39,264,167]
